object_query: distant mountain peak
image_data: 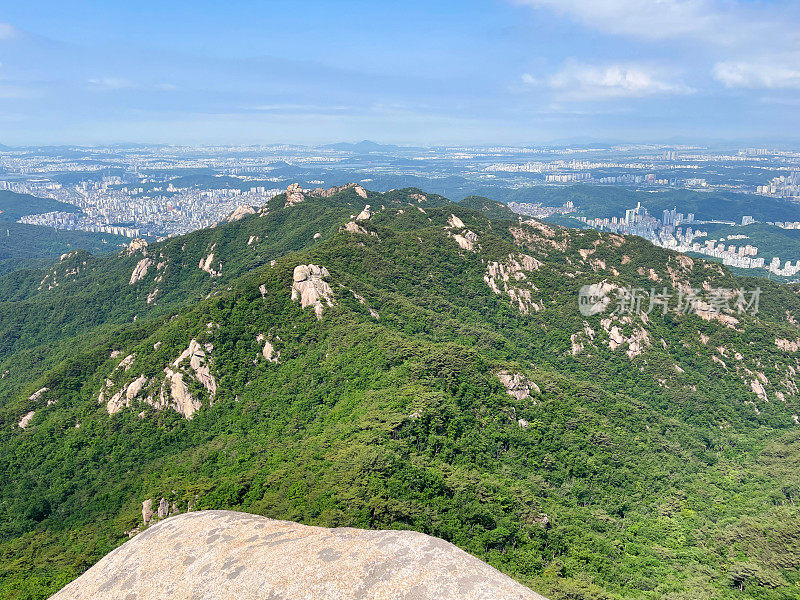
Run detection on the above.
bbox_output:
[322,140,400,153]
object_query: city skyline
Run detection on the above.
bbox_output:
[1,0,799,146]
[3,142,799,279]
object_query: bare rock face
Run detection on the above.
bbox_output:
[262,340,280,362]
[129,258,153,285]
[172,339,217,400]
[310,182,368,199]
[199,253,221,277]
[102,375,144,415]
[340,221,378,237]
[142,499,153,526]
[291,264,334,319]
[284,183,305,207]
[29,387,49,402]
[101,374,150,415]
[356,204,372,221]
[122,238,148,256]
[751,378,768,402]
[497,371,540,400]
[98,340,215,420]
[157,498,170,520]
[448,214,465,228]
[776,338,800,352]
[162,369,201,419]
[18,410,35,429]
[227,204,256,222]
[452,230,479,251]
[484,254,544,314]
[50,511,546,600]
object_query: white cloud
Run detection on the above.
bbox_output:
[87,77,135,91]
[511,0,791,46]
[248,104,351,113]
[514,0,717,41]
[714,61,800,90]
[514,1,800,91]
[89,80,179,92]
[542,61,693,100]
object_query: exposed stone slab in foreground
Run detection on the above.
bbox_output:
[50,510,546,600]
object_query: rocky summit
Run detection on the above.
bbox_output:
[49,510,546,600]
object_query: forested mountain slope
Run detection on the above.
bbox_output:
[0,191,128,276]
[1,185,800,600]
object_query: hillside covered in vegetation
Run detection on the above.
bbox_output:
[0,191,128,275]
[1,185,800,600]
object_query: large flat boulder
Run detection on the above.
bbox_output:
[50,510,546,600]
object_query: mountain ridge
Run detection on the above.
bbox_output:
[1,184,800,600]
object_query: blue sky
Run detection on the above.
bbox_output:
[1,0,799,145]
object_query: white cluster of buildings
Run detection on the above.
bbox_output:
[0,178,64,196]
[508,200,575,218]
[688,239,764,270]
[767,257,800,277]
[484,157,672,175]
[769,221,800,229]
[17,210,140,237]
[596,174,671,185]
[757,171,800,198]
[12,175,280,238]
[38,213,142,238]
[545,173,592,183]
[576,202,795,273]
[579,203,696,237]
[552,172,692,187]
[581,201,800,277]
[18,211,142,238]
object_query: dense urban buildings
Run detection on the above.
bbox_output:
[2,142,799,277]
